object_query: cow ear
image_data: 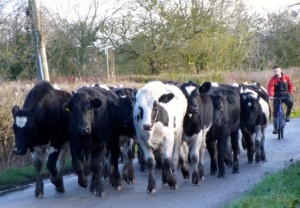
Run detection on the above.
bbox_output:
[158,93,174,103]
[63,101,72,112]
[12,105,21,117]
[90,98,102,108]
[199,82,211,93]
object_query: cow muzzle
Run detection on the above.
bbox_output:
[13,147,27,156]
[187,106,199,114]
[143,124,153,131]
[79,126,91,135]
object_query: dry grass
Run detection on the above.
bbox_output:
[0,68,299,169]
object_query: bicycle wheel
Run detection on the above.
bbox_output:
[280,126,284,139]
[277,116,282,140]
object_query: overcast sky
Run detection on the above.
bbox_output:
[41,0,300,20]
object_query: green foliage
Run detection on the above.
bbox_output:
[0,160,73,191]
[226,161,300,208]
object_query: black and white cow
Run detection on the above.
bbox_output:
[239,83,270,163]
[65,86,132,197]
[179,81,213,185]
[11,81,71,197]
[206,83,241,178]
[133,81,187,193]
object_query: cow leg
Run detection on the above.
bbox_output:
[206,140,218,175]
[190,133,202,185]
[162,138,178,190]
[103,148,110,180]
[32,156,44,197]
[109,144,122,190]
[47,151,65,193]
[138,144,146,172]
[122,138,135,184]
[255,125,263,163]
[90,144,106,197]
[231,130,239,173]
[139,142,156,193]
[154,148,163,170]
[70,144,88,188]
[198,137,207,181]
[260,130,267,161]
[217,132,229,178]
[179,141,190,179]
[243,132,254,163]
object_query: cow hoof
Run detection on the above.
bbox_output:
[217,173,226,178]
[115,185,122,191]
[181,168,190,179]
[35,191,44,198]
[147,188,156,194]
[192,172,199,185]
[78,177,88,188]
[232,169,239,174]
[55,186,65,193]
[171,184,178,190]
[96,191,105,197]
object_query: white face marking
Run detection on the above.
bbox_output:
[16,116,27,128]
[211,82,219,87]
[185,86,196,95]
[248,102,252,107]
[53,84,61,90]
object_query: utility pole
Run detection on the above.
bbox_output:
[28,0,50,81]
[105,46,110,80]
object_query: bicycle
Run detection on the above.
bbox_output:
[274,97,286,140]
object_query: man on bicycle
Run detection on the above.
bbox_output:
[267,65,294,134]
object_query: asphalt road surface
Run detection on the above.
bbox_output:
[1,119,300,208]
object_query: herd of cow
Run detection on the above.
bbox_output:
[11,79,270,198]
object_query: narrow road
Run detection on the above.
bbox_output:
[1,119,300,208]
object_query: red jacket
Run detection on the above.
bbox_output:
[267,73,294,97]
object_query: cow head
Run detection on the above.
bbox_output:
[136,93,174,131]
[114,87,137,130]
[180,81,211,114]
[65,91,102,135]
[240,92,262,133]
[211,91,227,126]
[11,105,40,155]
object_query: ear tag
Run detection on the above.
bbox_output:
[65,107,70,112]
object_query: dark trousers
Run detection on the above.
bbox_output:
[273,93,293,118]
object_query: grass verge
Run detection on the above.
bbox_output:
[226,161,300,208]
[0,159,73,192]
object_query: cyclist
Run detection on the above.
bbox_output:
[267,65,294,134]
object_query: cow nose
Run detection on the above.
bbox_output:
[143,124,152,131]
[13,147,27,156]
[188,106,199,114]
[79,127,91,134]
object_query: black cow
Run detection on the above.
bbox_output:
[179,81,214,185]
[107,86,137,184]
[65,86,132,197]
[11,81,71,197]
[206,83,240,178]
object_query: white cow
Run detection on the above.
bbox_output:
[133,81,187,193]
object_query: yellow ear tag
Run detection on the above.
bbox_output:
[65,107,70,112]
